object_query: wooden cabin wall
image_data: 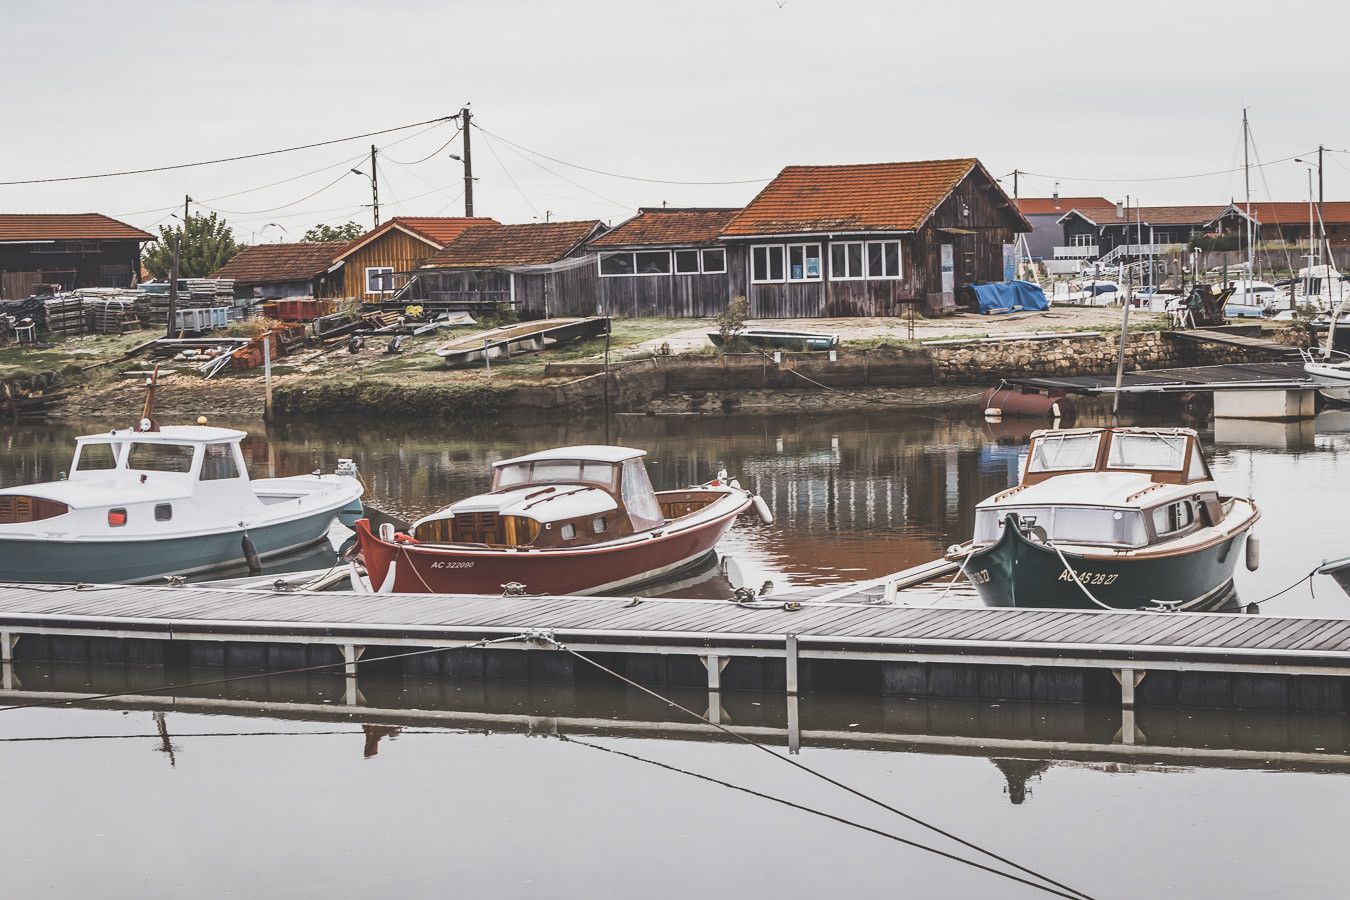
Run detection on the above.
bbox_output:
[514,262,601,318]
[598,269,729,317]
[341,230,437,301]
[913,170,1024,311]
[0,240,141,298]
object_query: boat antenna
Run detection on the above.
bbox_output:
[139,365,160,432]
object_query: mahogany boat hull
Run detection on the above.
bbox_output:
[354,492,751,596]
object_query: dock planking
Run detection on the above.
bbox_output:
[2,582,1350,711]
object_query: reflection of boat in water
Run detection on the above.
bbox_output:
[434,317,609,367]
[354,445,772,595]
[946,427,1259,610]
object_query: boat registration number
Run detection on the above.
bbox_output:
[428,561,475,569]
[968,569,991,585]
[1058,569,1118,586]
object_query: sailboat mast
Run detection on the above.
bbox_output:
[1242,109,1253,294]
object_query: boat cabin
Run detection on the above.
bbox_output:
[410,446,669,548]
[69,426,250,485]
[972,428,1227,550]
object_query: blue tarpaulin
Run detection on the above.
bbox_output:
[972,280,1049,314]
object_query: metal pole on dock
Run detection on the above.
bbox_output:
[262,334,273,423]
[1112,198,1134,415]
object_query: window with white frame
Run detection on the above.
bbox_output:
[1069,233,1096,247]
[365,267,395,293]
[701,248,726,273]
[752,243,820,283]
[599,250,672,276]
[599,252,636,276]
[674,250,701,274]
[829,240,901,280]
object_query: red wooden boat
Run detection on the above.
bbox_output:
[353,445,773,595]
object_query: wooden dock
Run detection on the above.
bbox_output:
[2,583,1350,713]
[1009,360,1313,396]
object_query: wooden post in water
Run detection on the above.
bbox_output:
[262,334,273,423]
[785,633,799,695]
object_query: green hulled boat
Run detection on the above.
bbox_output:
[947,427,1260,611]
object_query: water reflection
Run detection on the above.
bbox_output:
[9,403,1350,611]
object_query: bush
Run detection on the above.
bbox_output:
[714,296,749,351]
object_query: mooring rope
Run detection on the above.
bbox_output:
[535,634,1095,900]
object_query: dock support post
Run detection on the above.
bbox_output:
[786,694,801,755]
[342,644,365,707]
[702,654,729,691]
[0,630,14,692]
[1115,667,1145,708]
[785,634,799,696]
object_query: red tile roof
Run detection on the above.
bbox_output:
[1015,196,1112,215]
[0,213,153,242]
[211,241,347,284]
[334,216,500,260]
[722,159,992,236]
[1218,201,1350,226]
[589,208,741,248]
[423,221,604,268]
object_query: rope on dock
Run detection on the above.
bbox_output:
[535,634,1095,900]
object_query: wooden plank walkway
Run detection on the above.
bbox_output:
[1008,360,1312,396]
[1166,328,1303,359]
[1,583,1349,679]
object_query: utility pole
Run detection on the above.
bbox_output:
[166,234,181,338]
[181,194,191,274]
[461,105,475,217]
[369,145,380,228]
[1012,169,1019,200]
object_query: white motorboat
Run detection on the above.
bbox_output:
[0,422,364,584]
[1060,279,1123,306]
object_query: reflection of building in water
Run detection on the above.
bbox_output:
[991,758,1052,805]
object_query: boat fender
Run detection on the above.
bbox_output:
[1051,402,1062,418]
[1246,534,1260,572]
[378,522,396,542]
[984,407,1003,420]
[348,560,371,593]
[752,495,774,525]
[241,533,263,574]
[393,533,420,545]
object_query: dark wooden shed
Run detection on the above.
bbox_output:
[0,214,153,299]
[719,159,1029,315]
[589,208,740,317]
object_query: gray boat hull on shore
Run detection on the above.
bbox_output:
[0,506,343,584]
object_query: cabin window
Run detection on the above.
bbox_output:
[1152,501,1196,536]
[1027,433,1102,473]
[365,267,395,293]
[560,523,576,540]
[751,245,785,283]
[495,460,615,489]
[155,503,173,522]
[126,442,195,474]
[1106,433,1186,472]
[1070,233,1097,247]
[621,458,664,530]
[786,244,822,281]
[701,249,726,273]
[1187,445,1207,480]
[974,506,1147,548]
[674,250,701,274]
[73,442,118,472]
[593,516,608,534]
[867,242,902,278]
[200,444,241,481]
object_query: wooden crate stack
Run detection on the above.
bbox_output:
[41,297,85,337]
[87,299,140,334]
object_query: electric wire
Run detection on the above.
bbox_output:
[479,130,539,216]
[486,132,635,212]
[558,733,1083,899]
[1019,152,1313,185]
[0,115,458,186]
[472,123,770,186]
[537,637,1095,900]
[382,125,462,166]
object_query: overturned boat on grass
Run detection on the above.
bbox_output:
[434,317,609,368]
[354,445,772,595]
[946,427,1259,611]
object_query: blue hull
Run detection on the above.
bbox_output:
[0,507,341,584]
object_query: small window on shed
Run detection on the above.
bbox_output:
[674,250,701,274]
[701,249,726,273]
[599,252,635,276]
[634,251,671,274]
[560,523,576,540]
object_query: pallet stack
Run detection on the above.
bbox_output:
[87,299,140,334]
[41,296,86,337]
[134,279,235,326]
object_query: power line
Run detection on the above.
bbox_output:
[0,114,458,187]
[382,124,462,166]
[486,131,634,211]
[473,122,770,186]
[479,130,539,217]
[1019,152,1313,185]
[196,167,356,217]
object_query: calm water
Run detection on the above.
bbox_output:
[2,406,1350,897]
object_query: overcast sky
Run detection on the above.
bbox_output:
[4,0,1349,240]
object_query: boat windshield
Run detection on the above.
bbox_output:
[125,442,195,473]
[496,460,616,490]
[73,442,118,472]
[1027,433,1101,473]
[974,505,1148,548]
[1106,432,1186,471]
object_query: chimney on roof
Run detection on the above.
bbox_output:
[1115,201,1125,219]
[1052,183,1059,203]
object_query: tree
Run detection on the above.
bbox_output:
[142,212,240,279]
[303,221,365,243]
